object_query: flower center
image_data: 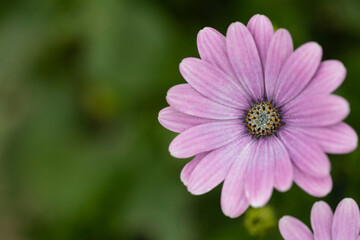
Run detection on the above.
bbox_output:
[245,101,281,137]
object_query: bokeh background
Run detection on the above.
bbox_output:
[1,0,360,239]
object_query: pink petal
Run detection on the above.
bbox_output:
[187,135,252,195]
[221,141,255,218]
[293,167,332,197]
[269,136,293,192]
[197,27,237,80]
[158,107,214,133]
[282,95,349,127]
[166,84,243,120]
[301,122,358,154]
[278,127,330,177]
[180,152,207,185]
[265,29,293,100]
[247,14,274,67]
[169,120,245,158]
[332,198,360,240]
[279,216,314,240]
[180,58,250,109]
[245,138,275,207]
[273,42,322,106]
[226,22,264,101]
[311,201,333,240]
[302,60,346,95]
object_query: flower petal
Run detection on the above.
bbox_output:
[302,60,346,95]
[180,152,207,186]
[166,84,243,119]
[221,141,255,218]
[169,120,245,158]
[278,127,330,177]
[245,138,275,207]
[293,167,332,197]
[226,22,264,101]
[269,136,293,192]
[265,29,293,100]
[301,122,358,154]
[273,42,322,106]
[187,135,252,195]
[197,27,237,80]
[282,95,349,127]
[247,14,274,67]
[279,216,314,240]
[180,58,250,109]
[158,107,214,133]
[332,198,360,240]
[311,201,333,240]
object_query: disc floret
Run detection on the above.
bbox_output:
[245,101,281,137]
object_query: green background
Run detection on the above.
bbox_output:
[1,0,360,239]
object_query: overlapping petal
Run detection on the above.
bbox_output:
[293,167,332,197]
[273,42,322,106]
[282,95,349,127]
[278,127,330,177]
[245,138,275,207]
[301,122,358,154]
[186,135,251,195]
[311,201,333,240]
[221,140,254,218]
[197,27,237,80]
[332,198,360,240]
[169,120,246,158]
[180,58,250,109]
[166,84,243,119]
[247,14,274,67]
[265,29,293,100]
[158,107,215,133]
[279,216,314,240]
[180,152,207,185]
[280,199,360,240]
[226,22,264,101]
[302,60,346,95]
[269,136,293,192]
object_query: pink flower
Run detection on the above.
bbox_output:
[158,14,358,218]
[279,198,360,240]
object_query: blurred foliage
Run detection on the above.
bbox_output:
[0,0,359,239]
[244,207,276,237]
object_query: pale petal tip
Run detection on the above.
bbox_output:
[187,186,209,196]
[338,198,358,207]
[158,107,175,130]
[275,28,291,37]
[276,181,293,192]
[168,141,182,158]
[249,198,271,208]
[228,21,244,29]
[313,200,329,208]
[248,13,271,22]
[221,204,245,219]
[158,106,171,117]
[220,196,244,218]
[220,200,233,218]
[278,216,292,232]
[307,41,323,52]
[186,186,200,195]
[179,57,195,67]
[311,200,332,217]
[198,26,215,34]
[246,187,273,208]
